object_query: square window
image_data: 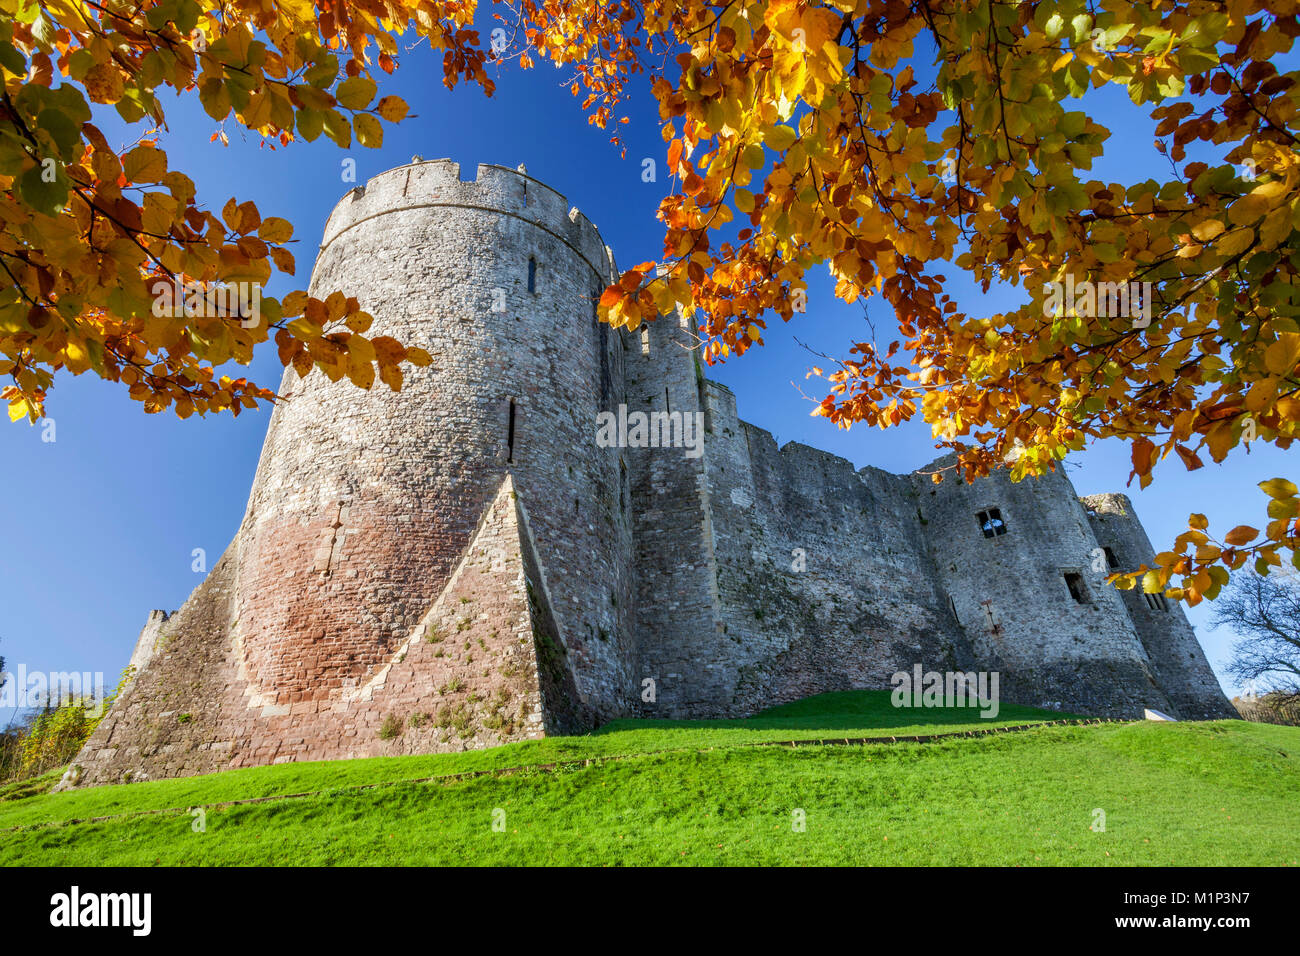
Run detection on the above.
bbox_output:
[1064,571,1090,604]
[977,508,1007,538]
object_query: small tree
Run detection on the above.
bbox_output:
[1211,570,1300,708]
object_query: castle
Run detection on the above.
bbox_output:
[65,160,1233,787]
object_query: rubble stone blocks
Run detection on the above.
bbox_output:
[63,161,1235,789]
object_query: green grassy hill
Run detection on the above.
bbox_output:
[3,691,1297,866]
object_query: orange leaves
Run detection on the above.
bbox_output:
[1115,477,1300,603]
[599,263,662,330]
[1129,437,1157,488]
[221,198,260,235]
[275,295,425,396]
[0,0,450,425]
[6,0,1300,600]
[1224,526,1260,547]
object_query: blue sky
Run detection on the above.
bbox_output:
[0,29,1290,707]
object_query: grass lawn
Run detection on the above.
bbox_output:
[2,691,1296,866]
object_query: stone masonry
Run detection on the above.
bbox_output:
[65,160,1234,788]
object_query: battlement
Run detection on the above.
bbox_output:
[320,159,615,280]
[1080,492,1133,518]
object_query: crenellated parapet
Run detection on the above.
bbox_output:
[319,160,616,282]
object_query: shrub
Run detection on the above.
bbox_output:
[378,714,402,740]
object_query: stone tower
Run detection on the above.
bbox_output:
[65,161,1233,789]
[71,161,638,785]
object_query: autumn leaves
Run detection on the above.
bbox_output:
[1,0,472,423]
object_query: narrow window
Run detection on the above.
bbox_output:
[1064,572,1090,604]
[948,595,959,625]
[620,460,628,516]
[507,398,516,463]
[1103,546,1119,569]
[592,288,600,328]
[1143,592,1168,612]
[640,327,650,356]
[598,323,611,408]
[527,257,537,293]
[664,387,671,414]
[977,508,1007,538]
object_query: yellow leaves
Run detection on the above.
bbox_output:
[344,311,374,334]
[335,76,377,111]
[123,146,167,184]
[1215,226,1255,258]
[733,188,755,213]
[354,113,383,148]
[1189,219,1224,243]
[1269,496,1300,520]
[1264,333,1300,376]
[1205,422,1235,462]
[6,395,33,422]
[1260,478,1299,499]
[292,84,335,112]
[375,96,409,122]
[163,171,196,204]
[258,217,294,243]
[281,291,308,318]
[287,318,324,339]
[1228,192,1269,226]
[762,124,797,151]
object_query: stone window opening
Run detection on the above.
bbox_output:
[527,257,537,293]
[664,387,671,414]
[977,508,1007,538]
[1064,571,1091,604]
[948,595,960,625]
[1103,546,1119,570]
[640,327,650,356]
[1143,592,1169,612]
[507,398,517,463]
[597,315,611,408]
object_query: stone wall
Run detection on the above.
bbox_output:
[63,161,1234,787]
[659,381,974,716]
[1082,493,1237,719]
[69,475,586,786]
[913,456,1170,716]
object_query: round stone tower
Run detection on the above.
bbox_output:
[233,160,637,723]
